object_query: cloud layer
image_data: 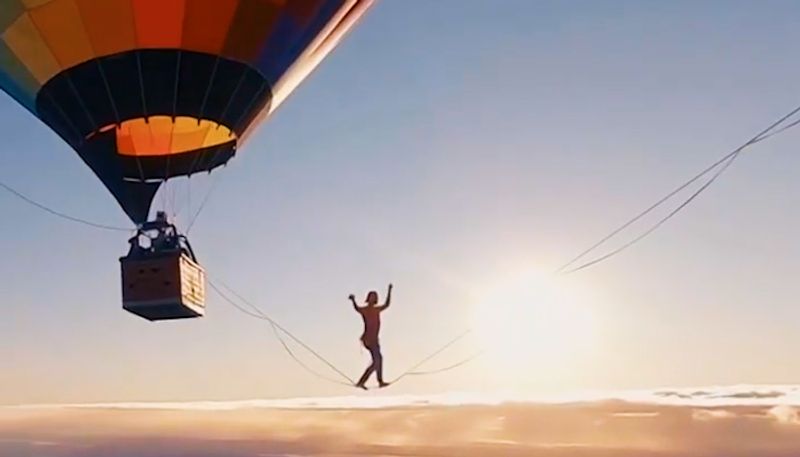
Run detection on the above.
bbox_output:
[6,385,800,457]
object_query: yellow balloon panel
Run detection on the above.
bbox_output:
[29,0,93,69]
[2,13,59,83]
[112,116,236,157]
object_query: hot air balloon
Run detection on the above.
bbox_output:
[0,0,374,320]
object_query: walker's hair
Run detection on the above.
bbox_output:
[366,290,379,304]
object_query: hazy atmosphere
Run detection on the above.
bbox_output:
[6,386,800,457]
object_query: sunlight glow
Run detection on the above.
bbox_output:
[471,269,598,377]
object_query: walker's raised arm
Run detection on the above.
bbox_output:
[349,294,359,311]
[380,283,393,310]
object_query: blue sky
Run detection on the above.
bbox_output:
[4,0,800,404]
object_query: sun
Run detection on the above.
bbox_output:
[471,269,598,375]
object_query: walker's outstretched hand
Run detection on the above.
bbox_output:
[382,283,393,309]
[348,294,356,301]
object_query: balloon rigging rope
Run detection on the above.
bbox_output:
[209,280,355,387]
[389,330,481,383]
[556,103,800,274]
[185,172,225,235]
[560,151,741,274]
[0,180,131,232]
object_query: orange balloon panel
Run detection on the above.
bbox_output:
[112,116,236,157]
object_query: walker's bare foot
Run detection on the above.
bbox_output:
[356,383,368,390]
[378,382,390,388]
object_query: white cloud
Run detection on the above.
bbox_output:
[8,389,800,457]
[768,405,800,425]
[691,409,736,421]
[9,384,800,412]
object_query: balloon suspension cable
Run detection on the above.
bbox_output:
[210,280,355,387]
[186,172,225,235]
[0,180,131,232]
[556,102,800,275]
[389,329,482,383]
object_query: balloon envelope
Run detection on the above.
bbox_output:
[0,0,373,223]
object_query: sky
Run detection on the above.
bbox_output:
[4,0,800,405]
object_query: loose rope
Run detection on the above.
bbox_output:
[210,279,356,386]
[557,103,800,274]
[0,180,131,232]
[210,281,355,386]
